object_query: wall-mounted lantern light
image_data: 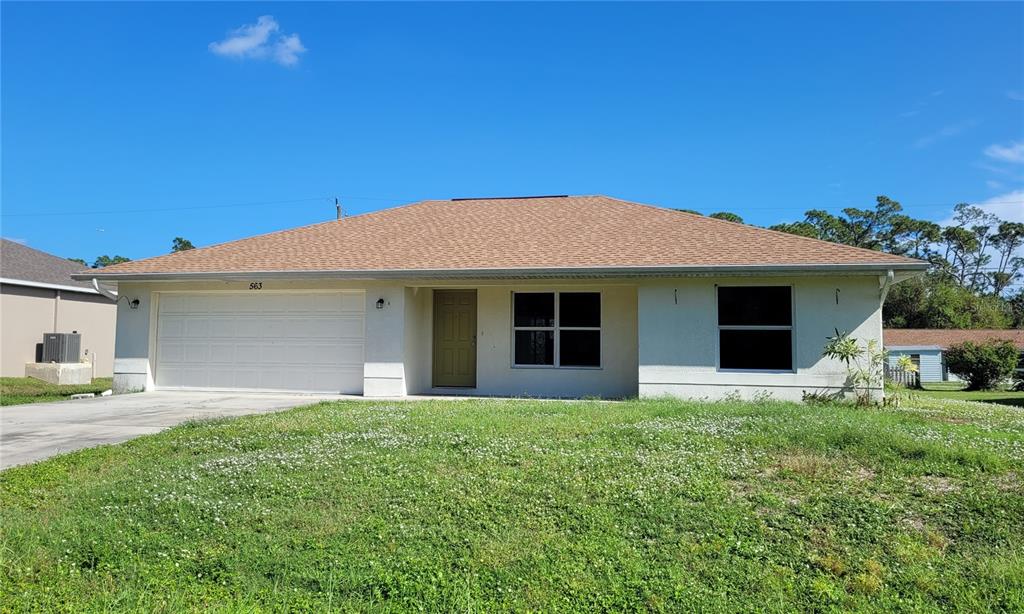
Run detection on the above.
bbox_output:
[129,298,141,309]
[376,298,385,310]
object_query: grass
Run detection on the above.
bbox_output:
[915,381,1024,408]
[1,396,1022,612]
[0,377,113,406]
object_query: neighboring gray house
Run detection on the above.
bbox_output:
[884,328,1024,383]
[0,239,116,377]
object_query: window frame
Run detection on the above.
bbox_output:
[511,291,602,369]
[715,284,796,374]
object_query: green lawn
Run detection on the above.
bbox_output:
[915,382,1024,408]
[1,397,1022,612]
[0,377,113,406]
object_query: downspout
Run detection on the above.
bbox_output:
[879,269,895,336]
[879,269,895,302]
[53,289,61,332]
[878,270,895,401]
[92,278,118,301]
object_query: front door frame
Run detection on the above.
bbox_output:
[432,289,478,388]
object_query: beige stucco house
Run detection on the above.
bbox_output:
[1,239,116,377]
[74,196,927,400]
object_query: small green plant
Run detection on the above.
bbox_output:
[822,330,886,406]
[895,354,919,374]
[802,390,843,405]
[944,340,1019,391]
[883,354,922,407]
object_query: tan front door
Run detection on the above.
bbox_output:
[432,290,477,387]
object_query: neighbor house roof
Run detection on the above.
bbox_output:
[1,239,99,293]
[884,329,1024,350]
[76,195,927,280]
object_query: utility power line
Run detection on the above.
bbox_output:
[0,194,417,218]
[2,194,1020,218]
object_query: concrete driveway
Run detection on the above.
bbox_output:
[0,391,345,470]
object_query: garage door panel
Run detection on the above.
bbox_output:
[182,367,208,385]
[234,319,263,338]
[158,342,184,363]
[160,294,189,314]
[339,292,364,313]
[156,292,365,393]
[185,319,211,338]
[159,367,183,387]
[308,293,339,312]
[235,344,261,364]
[209,344,235,363]
[337,317,364,339]
[184,343,210,363]
[208,319,237,338]
[208,368,236,388]
[234,369,260,389]
[335,341,365,365]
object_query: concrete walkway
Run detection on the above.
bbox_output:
[0,391,347,470]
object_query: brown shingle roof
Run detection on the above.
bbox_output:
[81,195,925,277]
[884,329,1024,350]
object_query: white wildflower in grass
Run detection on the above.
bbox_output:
[1,396,1021,611]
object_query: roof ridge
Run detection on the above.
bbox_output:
[597,196,924,266]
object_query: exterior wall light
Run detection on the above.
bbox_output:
[376,298,385,310]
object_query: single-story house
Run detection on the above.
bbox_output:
[1,239,116,377]
[885,328,1024,383]
[74,195,927,401]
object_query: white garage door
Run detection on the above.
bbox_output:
[155,291,365,393]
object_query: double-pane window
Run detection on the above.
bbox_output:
[513,292,600,367]
[717,286,793,371]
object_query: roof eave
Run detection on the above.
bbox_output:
[73,262,930,282]
[0,277,102,295]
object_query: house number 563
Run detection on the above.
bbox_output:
[249,282,263,290]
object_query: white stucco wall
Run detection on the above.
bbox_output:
[108,275,889,402]
[403,287,431,395]
[363,286,407,397]
[403,284,639,399]
[111,282,154,392]
[638,276,885,402]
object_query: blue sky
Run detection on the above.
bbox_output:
[2,2,1022,262]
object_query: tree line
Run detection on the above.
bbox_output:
[69,237,193,269]
[681,197,1023,329]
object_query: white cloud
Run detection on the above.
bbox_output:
[1009,90,1024,102]
[912,119,978,149]
[984,141,1024,164]
[942,190,1024,225]
[987,180,1004,190]
[271,33,306,67]
[209,16,306,67]
[979,190,1024,222]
